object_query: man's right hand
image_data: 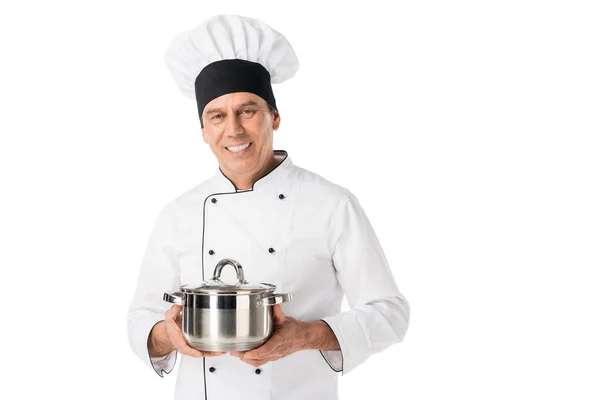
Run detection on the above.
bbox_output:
[148,304,226,358]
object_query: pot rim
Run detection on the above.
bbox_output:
[179,285,276,296]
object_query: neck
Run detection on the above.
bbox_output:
[224,155,278,191]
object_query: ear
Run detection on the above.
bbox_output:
[201,128,209,144]
[272,110,281,131]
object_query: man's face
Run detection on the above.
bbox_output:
[201,92,280,176]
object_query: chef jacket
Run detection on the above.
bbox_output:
[127,150,410,400]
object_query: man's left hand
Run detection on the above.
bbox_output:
[230,304,311,368]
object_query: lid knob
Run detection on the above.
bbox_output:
[212,258,247,284]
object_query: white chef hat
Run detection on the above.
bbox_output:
[164,14,300,127]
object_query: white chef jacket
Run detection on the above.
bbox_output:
[127,150,410,400]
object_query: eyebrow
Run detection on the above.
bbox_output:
[204,101,261,116]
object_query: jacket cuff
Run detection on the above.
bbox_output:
[320,313,371,375]
[318,320,343,373]
[128,315,167,376]
[150,349,178,377]
[319,349,343,373]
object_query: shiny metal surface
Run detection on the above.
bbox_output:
[257,293,293,306]
[182,292,273,351]
[180,258,276,295]
[163,258,293,351]
[163,291,184,305]
[212,258,246,282]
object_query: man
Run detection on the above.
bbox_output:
[127,14,410,400]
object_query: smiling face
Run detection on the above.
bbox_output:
[201,92,281,187]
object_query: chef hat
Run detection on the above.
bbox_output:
[164,14,300,127]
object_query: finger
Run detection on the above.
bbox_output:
[242,338,280,360]
[166,304,182,320]
[243,347,274,360]
[180,347,205,358]
[241,346,264,360]
[175,338,223,358]
[177,343,205,358]
[272,304,286,325]
[203,351,227,357]
[241,350,257,359]
[174,338,204,358]
[240,358,266,368]
[167,325,203,358]
[165,313,184,334]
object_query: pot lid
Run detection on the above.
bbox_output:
[181,258,277,295]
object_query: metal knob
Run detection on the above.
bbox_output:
[212,258,247,284]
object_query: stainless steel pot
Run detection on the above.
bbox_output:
[163,258,292,352]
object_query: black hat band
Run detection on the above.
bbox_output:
[194,59,277,127]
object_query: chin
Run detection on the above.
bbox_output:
[223,159,259,173]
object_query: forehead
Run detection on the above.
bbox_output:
[204,92,267,110]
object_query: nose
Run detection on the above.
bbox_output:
[225,113,244,137]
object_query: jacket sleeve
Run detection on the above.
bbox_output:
[127,202,180,377]
[319,191,410,375]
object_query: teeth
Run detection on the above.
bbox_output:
[226,143,251,153]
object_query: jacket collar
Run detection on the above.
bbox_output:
[211,150,294,193]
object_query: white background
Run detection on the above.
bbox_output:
[1,0,598,399]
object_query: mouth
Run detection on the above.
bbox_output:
[225,142,252,154]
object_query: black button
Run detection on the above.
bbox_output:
[279,194,285,199]
[208,250,214,255]
[209,367,216,373]
[268,248,275,253]
[211,198,217,204]
[255,368,262,375]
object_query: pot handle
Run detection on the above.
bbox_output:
[163,291,185,306]
[212,258,247,284]
[257,293,293,307]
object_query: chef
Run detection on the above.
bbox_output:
[127,14,410,400]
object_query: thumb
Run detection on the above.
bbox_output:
[167,304,182,320]
[272,304,286,325]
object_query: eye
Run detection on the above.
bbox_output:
[212,114,223,120]
[240,109,257,117]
